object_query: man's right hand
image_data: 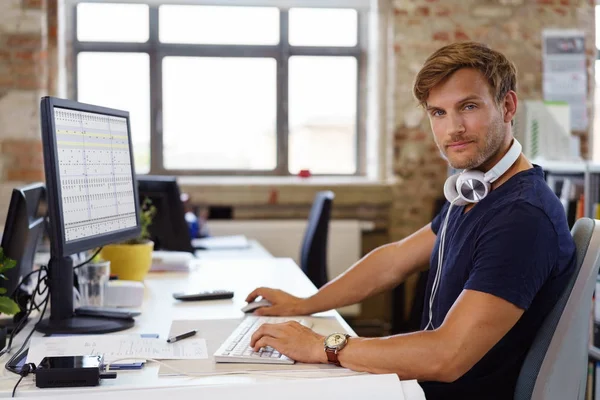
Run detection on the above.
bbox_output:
[245,287,309,316]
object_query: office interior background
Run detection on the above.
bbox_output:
[0,0,598,334]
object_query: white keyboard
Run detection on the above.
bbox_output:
[214,316,313,364]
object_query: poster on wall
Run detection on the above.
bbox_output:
[542,29,588,131]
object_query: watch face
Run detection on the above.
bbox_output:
[326,333,347,347]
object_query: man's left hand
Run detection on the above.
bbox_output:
[250,321,327,364]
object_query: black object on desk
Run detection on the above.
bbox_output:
[173,290,234,301]
[167,329,197,343]
[35,355,117,388]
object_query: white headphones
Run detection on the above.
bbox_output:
[443,138,522,206]
[425,138,522,330]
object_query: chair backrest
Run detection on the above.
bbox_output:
[515,218,600,400]
[300,191,334,289]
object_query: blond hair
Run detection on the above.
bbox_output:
[413,41,517,107]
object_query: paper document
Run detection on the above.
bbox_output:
[192,235,249,250]
[26,335,208,365]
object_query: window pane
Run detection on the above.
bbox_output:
[289,8,357,47]
[160,5,279,45]
[77,3,149,43]
[289,56,357,174]
[77,52,150,174]
[163,57,276,170]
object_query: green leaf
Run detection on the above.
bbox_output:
[0,297,20,315]
[0,288,7,295]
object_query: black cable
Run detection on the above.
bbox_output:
[11,375,24,397]
[11,362,35,397]
[1,266,48,364]
[5,289,48,376]
[73,248,103,270]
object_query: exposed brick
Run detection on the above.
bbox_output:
[455,30,470,41]
[5,34,42,49]
[554,7,567,16]
[432,31,450,41]
[6,168,44,182]
[22,0,44,9]
[2,139,43,154]
[14,152,44,168]
[435,7,451,16]
[537,0,554,3]
[416,6,430,16]
[13,50,47,62]
[393,8,408,16]
[559,0,569,4]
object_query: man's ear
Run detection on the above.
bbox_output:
[502,91,518,124]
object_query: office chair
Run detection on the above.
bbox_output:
[300,191,334,289]
[514,217,600,400]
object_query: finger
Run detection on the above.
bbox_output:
[245,288,262,303]
[253,336,278,352]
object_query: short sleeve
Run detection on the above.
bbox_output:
[431,201,450,235]
[465,203,559,310]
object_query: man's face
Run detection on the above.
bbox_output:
[425,68,507,170]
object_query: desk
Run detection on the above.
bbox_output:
[194,239,273,260]
[0,258,424,399]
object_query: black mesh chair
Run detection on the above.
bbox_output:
[300,191,335,289]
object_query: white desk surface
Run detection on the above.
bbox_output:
[0,257,424,399]
[193,239,273,260]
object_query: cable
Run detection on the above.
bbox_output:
[425,198,458,331]
[11,362,35,397]
[0,266,48,360]
[105,357,367,379]
[3,267,49,374]
[73,248,103,270]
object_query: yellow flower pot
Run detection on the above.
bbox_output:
[100,241,154,281]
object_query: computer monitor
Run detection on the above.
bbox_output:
[137,176,194,253]
[37,96,141,334]
[0,183,46,332]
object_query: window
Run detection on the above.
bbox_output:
[73,2,365,176]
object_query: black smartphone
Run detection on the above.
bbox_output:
[172,290,234,301]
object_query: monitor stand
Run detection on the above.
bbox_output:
[35,256,134,335]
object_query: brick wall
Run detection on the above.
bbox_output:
[390,0,596,318]
[0,0,57,221]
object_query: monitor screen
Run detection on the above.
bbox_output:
[41,97,141,258]
[54,107,137,242]
[0,183,45,299]
[137,176,194,253]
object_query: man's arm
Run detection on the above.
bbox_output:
[336,289,524,381]
[250,289,524,381]
[299,223,438,314]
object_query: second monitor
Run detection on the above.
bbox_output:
[137,176,194,253]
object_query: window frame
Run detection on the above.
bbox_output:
[71,2,367,176]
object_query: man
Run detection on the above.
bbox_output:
[247,41,576,400]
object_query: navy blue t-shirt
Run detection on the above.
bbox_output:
[419,165,576,400]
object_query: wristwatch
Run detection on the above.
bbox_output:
[324,333,350,366]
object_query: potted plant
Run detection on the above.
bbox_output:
[0,249,20,315]
[99,198,157,281]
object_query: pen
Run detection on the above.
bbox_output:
[167,329,197,343]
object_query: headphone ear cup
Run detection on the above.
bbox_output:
[444,174,465,204]
[455,170,490,204]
